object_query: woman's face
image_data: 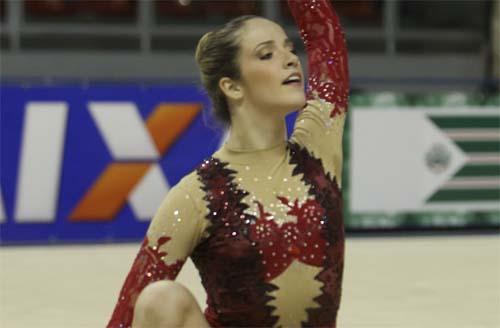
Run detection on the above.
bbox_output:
[236,18,306,115]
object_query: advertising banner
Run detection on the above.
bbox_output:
[351,108,500,212]
[0,84,228,244]
[1,86,499,244]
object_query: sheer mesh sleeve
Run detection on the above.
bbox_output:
[288,0,349,116]
[107,184,205,328]
[289,0,349,187]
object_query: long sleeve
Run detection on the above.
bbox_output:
[107,183,206,328]
[289,0,350,186]
[288,0,349,114]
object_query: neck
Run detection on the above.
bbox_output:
[225,104,287,151]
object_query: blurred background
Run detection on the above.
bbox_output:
[0,0,499,327]
[1,0,499,89]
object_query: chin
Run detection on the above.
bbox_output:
[266,92,306,114]
[281,100,306,114]
[287,94,307,111]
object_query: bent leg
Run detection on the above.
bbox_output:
[132,280,210,328]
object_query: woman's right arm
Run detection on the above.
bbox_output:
[288,0,350,186]
[107,184,205,328]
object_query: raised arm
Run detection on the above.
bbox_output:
[288,0,349,116]
[288,0,350,186]
[107,184,205,327]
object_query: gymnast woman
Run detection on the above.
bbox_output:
[108,0,349,326]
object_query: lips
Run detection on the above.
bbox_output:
[282,72,302,85]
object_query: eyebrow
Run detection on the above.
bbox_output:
[254,38,294,51]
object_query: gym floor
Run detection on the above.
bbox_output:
[1,233,499,328]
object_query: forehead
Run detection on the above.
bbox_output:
[239,18,288,52]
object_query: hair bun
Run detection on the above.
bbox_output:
[195,31,214,66]
[194,15,258,127]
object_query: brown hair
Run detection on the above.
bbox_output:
[195,15,258,127]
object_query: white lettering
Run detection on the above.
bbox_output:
[88,102,159,160]
[15,102,68,222]
[129,164,170,221]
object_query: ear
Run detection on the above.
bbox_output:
[219,77,243,101]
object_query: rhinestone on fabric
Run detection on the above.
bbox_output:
[107,0,347,327]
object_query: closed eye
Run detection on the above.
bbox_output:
[260,52,273,60]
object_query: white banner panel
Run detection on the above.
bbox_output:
[350,107,500,213]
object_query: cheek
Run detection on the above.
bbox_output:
[242,65,284,104]
[247,64,277,88]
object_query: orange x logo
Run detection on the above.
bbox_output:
[69,103,201,221]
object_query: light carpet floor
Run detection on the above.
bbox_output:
[1,234,499,328]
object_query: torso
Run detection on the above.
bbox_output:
[190,140,344,327]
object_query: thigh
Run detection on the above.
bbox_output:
[132,280,210,328]
[184,301,211,328]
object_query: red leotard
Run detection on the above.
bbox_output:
[107,0,349,326]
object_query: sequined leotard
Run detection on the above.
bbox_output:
[107,0,349,326]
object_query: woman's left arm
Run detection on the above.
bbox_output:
[288,0,349,116]
[288,0,349,187]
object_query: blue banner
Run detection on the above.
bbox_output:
[0,84,298,245]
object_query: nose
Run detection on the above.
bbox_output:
[285,52,299,68]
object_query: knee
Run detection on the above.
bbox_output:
[133,280,196,327]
